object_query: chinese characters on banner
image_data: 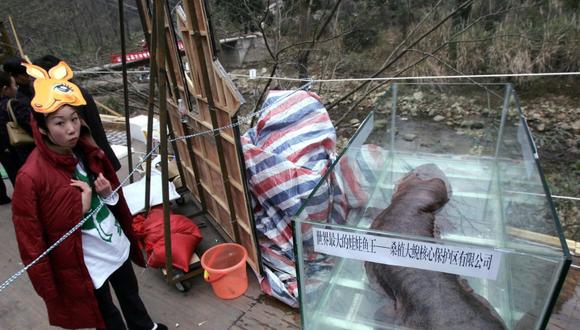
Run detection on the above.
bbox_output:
[313,227,502,280]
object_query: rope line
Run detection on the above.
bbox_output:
[228,71,580,82]
[75,71,580,81]
[0,144,161,293]
[77,70,151,75]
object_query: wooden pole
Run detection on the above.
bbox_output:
[162,0,192,201]
[7,16,30,63]
[95,100,123,117]
[155,0,174,284]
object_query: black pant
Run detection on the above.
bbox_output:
[93,259,154,330]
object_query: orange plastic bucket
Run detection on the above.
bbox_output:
[201,243,248,299]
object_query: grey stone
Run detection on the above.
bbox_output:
[460,120,485,129]
[572,120,580,131]
[375,119,389,128]
[402,133,417,142]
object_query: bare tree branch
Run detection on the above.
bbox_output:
[327,0,475,110]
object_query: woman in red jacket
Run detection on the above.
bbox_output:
[12,61,167,330]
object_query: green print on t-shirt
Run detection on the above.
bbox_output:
[75,168,116,242]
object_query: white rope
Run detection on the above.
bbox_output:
[228,71,580,83]
[76,70,151,75]
[0,82,312,294]
[506,190,580,202]
[76,70,580,80]
[553,195,580,202]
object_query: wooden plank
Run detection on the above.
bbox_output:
[162,0,260,275]
[507,227,578,255]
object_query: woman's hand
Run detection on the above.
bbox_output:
[70,180,92,214]
[94,173,113,199]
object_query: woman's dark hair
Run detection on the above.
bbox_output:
[32,110,48,130]
[2,57,27,76]
[32,55,62,72]
[0,71,11,90]
[32,105,86,131]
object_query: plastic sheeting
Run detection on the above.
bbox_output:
[122,168,180,215]
[242,90,335,307]
[242,90,392,307]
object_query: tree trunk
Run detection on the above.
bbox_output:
[296,0,314,79]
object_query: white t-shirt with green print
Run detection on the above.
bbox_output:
[75,162,130,289]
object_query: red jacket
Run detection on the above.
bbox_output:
[11,118,145,329]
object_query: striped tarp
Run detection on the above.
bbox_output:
[242,90,388,307]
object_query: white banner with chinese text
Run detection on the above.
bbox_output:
[313,227,502,280]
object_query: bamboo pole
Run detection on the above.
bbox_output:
[7,16,30,63]
[155,0,175,285]
[95,100,123,117]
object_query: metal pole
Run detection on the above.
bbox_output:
[144,2,159,212]
[118,0,134,183]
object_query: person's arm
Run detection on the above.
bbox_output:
[11,173,59,300]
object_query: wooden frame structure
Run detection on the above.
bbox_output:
[135,0,260,284]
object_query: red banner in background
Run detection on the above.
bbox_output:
[110,40,184,64]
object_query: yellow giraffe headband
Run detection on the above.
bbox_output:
[23,61,86,114]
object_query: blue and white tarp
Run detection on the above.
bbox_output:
[242,90,388,307]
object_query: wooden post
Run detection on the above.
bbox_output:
[187,2,240,243]
[155,0,175,284]
[7,16,30,63]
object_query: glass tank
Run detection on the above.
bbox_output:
[293,83,571,330]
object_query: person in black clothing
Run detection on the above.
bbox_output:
[2,57,33,100]
[32,55,121,171]
[0,71,25,204]
[2,57,35,162]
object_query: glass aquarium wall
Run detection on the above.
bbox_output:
[293,83,571,330]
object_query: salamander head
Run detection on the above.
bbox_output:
[392,163,452,212]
